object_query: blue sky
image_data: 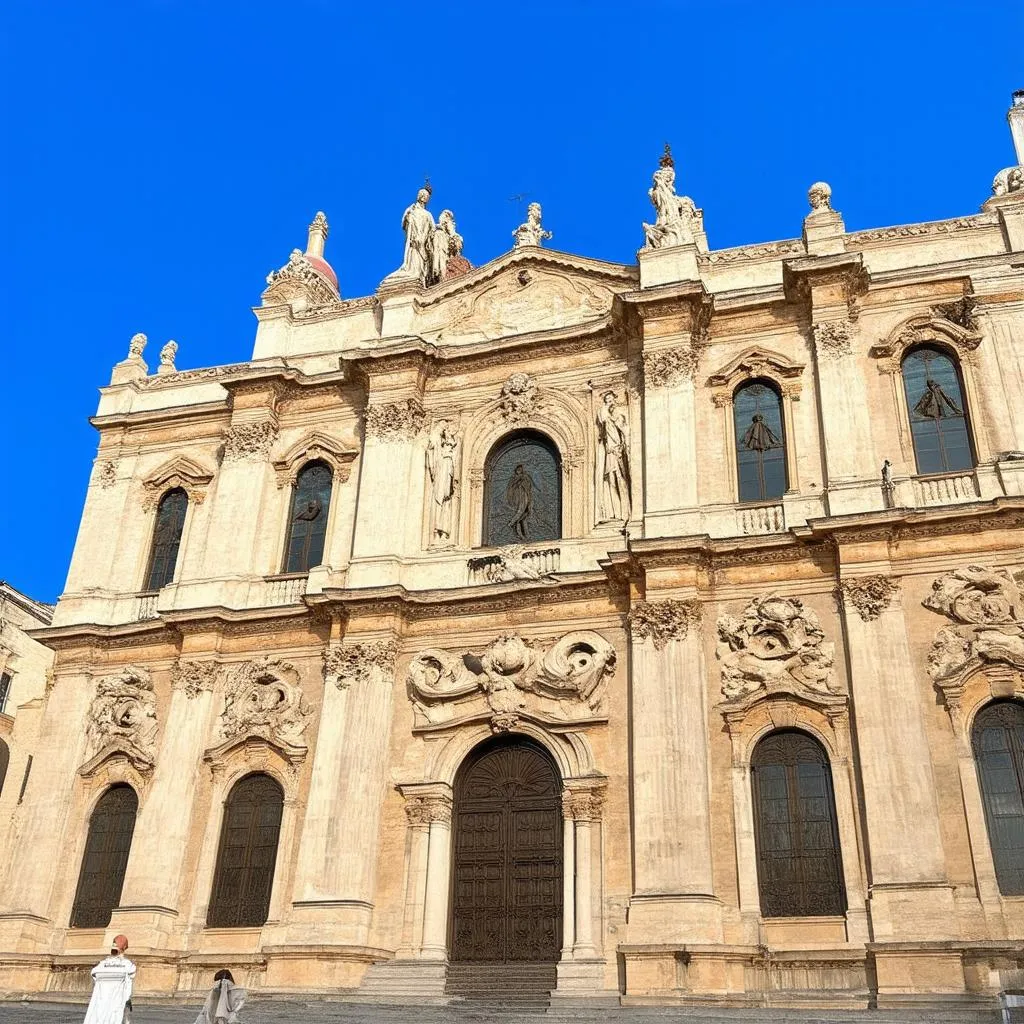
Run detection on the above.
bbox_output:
[2,0,1022,603]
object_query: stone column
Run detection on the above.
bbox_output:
[289,637,397,946]
[397,795,432,957]
[567,790,602,957]
[559,802,576,959]
[626,598,722,943]
[838,572,953,940]
[420,794,453,961]
[113,660,217,948]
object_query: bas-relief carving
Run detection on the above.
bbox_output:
[923,565,1024,682]
[81,665,159,776]
[717,595,842,705]
[498,372,539,425]
[404,794,452,825]
[468,545,560,584]
[364,399,426,440]
[217,656,312,752]
[418,267,614,344]
[426,422,461,545]
[222,421,278,462]
[812,320,852,361]
[643,347,696,388]
[595,390,631,522]
[407,630,615,732]
[171,658,219,699]
[840,575,900,622]
[323,640,398,690]
[628,599,700,650]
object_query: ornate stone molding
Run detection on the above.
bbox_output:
[217,656,312,752]
[407,630,615,732]
[923,565,1024,682]
[272,430,356,488]
[222,421,278,462]
[706,347,804,401]
[364,399,426,440]
[869,310,983,373]
[171,658,219,699]
[643,347,696,388]
[848,216,989,245]
[717,595,842,706]
[498,372,539,424]
[628,599,700,649]
[323,640,398,690]
[563,788,604,822]
[404,794,452,826]
[81,665,158,777]
[262,248,339,311]
[839,575,899,622]
[812,320,852,361]
[141,455,215,510]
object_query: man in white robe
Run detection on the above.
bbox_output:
[83,934,135,1024]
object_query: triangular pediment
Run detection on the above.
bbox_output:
[411,248,638,345]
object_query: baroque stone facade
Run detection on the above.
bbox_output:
[4,93,1024,1013]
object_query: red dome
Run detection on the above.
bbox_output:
[305,254,339,292]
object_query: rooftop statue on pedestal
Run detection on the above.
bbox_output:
[992,91,1024,196]
[512,202,552,248]
[642,144,705,251]
[432,209,472,283]
[383,182,470,288]
[262,211,341,313]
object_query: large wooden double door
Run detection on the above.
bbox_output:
[450,739,562,962]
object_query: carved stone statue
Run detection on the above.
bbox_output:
[382,183,437,287]
[84,666,159,769]
[407,630,616,731]
[717,595,840,703]
[159,340,178,371]
[923,565,1024,681]
[881,459,896,508]
[513,202,552,248]
[642,145,702,250]
[128,333,147,359]
[430,209,470,283]
[425,421,460,545]
[596,390,631,522]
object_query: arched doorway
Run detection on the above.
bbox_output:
[451,736,562,962]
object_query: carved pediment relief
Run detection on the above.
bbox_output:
[413,254,629,344]
[870,308,982,372]
[923,564,1024,684]
[272,430,357,487]
[716,595,845,713]
[81,665,158,777]
[706,347,805,400]
[407,630,616,732]
[141,455,215,510]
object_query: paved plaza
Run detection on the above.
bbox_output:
[0,1001,1002,1024]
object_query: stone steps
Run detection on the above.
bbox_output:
[446,960,557,1011]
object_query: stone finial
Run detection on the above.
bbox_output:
[306,211,328,259]
[808,181,832,212]
[110,332,149,384]
[128,332,147,359]
[513,202,552,248]
[158,340,178,375]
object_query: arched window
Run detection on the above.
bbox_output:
[483,431,561,547]
[733,381,787,503]
[901,346,974,475]
[0,739,9,799]
[207,773,284,928]
[283,461,333,573]
[751,730,846,917]
[70,784,138,928]
[145,488,188,591]
[973,701,1024,895]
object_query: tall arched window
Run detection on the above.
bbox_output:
[734,381,787,503]
[0,739,9,799]
[207,773,284,928]
[483,431,561,547]
[145,488,188,591]
[283,461,333,573]
[973,701,1024,895]
[902,345,974,475]
[70,784,138,928]
[751,730,846,917]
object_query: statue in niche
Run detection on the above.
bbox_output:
[505,464,535,540]
[596,390,631,522]
[513,202,552,248]
[642,145,701,250]
[426,422,460,545]
[881,459,896,508]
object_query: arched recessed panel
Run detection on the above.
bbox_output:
[901,346,975,475]
[207,773,284,928]
[70,784,138,929]
[751,730,846,918]
[483,432,561,547]
[146,488,188,590]
[283,461,333,573]
[973,701,1024,895]
[734,381,787,503]
[451,737,562,962]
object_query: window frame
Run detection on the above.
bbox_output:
[144,487,189,591]
[732,379,789,504]
[281,460,334,574]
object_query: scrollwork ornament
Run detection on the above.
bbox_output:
[565,789,604,822]
[628,599,700,650]
[323,640,398,689]
[839,575,899,622]
[223,421,278,462]
[220,656,311,748]
[83,665,159,772]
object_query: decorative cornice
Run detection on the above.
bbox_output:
[628,599,701,649]
[323,640,398,689]
[839,575,899,621]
